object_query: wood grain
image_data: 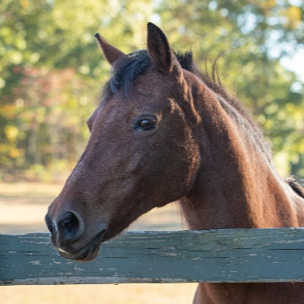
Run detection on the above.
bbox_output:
[1,229,304,285]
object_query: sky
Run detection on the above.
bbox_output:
[281,48,304,83]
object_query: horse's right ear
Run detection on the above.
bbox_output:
[95,33,126,66]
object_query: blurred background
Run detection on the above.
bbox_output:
[1,0,304,183]
[0,0,303,303]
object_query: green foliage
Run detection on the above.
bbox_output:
[0,0,303,181]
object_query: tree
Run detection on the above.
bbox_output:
[0,0,303,181]
[156,0,304,178]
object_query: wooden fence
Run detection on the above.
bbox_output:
[1,228,304,286]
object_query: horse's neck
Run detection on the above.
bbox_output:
[181,89,303,229]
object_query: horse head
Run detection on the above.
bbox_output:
[45,23,201,261]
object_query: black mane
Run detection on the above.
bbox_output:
[103,50,152,99]
[103,49,237,107]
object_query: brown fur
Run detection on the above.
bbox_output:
[45,23,304,303]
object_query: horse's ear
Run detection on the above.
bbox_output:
[95,33,125,66]
[147,23,181,77]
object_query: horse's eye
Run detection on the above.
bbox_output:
[135,118,157,131]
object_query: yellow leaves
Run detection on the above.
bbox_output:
[265,103,279,115]
[79,65,90,75]
[281,5,302,29]
[9,148,22,158]
[0,104,15,119]
[4,125,19,141]
[287,6,302,22]
[10,50,23,64]
[0,77,5,89]
[285,102,304,124]
[257,0,276,10]
[16,38,27,50]
[20,0,29,8]
[29,53,40,64]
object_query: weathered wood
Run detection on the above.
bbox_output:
[1,229,304,286]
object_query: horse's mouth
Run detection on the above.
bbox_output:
[56,230,106,262]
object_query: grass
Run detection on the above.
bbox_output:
[0,182,197,304]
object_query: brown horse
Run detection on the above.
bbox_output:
[45,23,304,303]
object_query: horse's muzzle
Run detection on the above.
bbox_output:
[55,229,107,262]
[45,210,106,261]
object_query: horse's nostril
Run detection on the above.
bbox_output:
[60,212,76,231]
[58,211,84,241]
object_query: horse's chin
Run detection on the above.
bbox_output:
[58,243,101,262]
[56,230,106,262]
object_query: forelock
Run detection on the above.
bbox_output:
[102,50,152,99]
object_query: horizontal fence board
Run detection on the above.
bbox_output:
[1,229,304,286]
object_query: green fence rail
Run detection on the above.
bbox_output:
[1,229,304,286]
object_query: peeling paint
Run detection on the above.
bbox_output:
[29,261,41,265]
[2,229,304,286]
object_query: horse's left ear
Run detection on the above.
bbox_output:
[95,33,126,66]
[147,23,181,77]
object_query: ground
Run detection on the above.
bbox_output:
[0,182,196,304]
